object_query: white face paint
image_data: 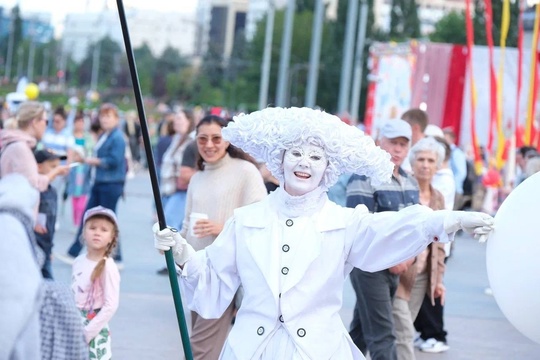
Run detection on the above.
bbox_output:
[282,144,328,196]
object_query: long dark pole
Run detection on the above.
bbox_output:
[115,1,193,358]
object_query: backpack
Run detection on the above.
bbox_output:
[0,208,89,360]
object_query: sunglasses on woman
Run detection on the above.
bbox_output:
[196,135,222,145]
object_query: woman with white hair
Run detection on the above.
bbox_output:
[392,137,448,360]
[525,155,540,179]
[153,107,494,360]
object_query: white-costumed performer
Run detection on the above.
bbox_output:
[153,107,494,360]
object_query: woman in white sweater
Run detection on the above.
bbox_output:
[179,114,267,360]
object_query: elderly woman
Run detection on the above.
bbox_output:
[153,107,494,360]
[392,137,448,360]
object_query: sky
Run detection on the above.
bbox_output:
[0,0,198,37]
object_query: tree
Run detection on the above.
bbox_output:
[473,0,520,48]
[319,0,384,116]
[152,46,188,98]
[133,43,156,95]
[0,5,23,80]
[429,1,521,47]
[190,0,385,113]
[389,0,420,40]
[76,36,122,89]
[238,10,321,108]
[34,40,59,81]
[11,6,23,51]
[296,0,317,13]
[429,11,467,45]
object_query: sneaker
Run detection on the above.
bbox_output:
[54,252,75,265]
[414,336,425,349]
[420,338,449,353]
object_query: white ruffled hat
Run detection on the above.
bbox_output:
[222,107,393,189]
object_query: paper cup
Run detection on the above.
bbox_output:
[190,212,208,237]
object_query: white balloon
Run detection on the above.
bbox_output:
[486,171,540,344]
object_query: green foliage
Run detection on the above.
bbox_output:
[152,46,188,98]
[473,0,520,47]
[390,0,421,41]
[75,36,122,88]
[12,8,23,46]
[235,9,336,109]
[430,1,520,47]
[134,43,155,95]
[1,1,396,116]
[296,0,317,14]
[429,11,467,45]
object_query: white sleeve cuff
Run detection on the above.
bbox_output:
[425,210,455,244]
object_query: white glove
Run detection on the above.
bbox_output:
[152,222,196,266]
[443,211,495,243]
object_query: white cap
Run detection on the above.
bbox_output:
[425,124,444,138]
[379,119,412,141]
[83,206,118,228]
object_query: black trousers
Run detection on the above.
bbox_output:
[349,268,399,360]
[414,295,447,342]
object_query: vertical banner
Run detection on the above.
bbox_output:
[364,50,378,135]
[484,0,499,155]
[516,0,524,147]
[495,0,511,169]
[525,5,540,146]
[365,43,413,138]
[442,45,468,145]
[466,0,483,174]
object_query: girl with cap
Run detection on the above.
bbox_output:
[72,206,120,360]
[153,107,494,360]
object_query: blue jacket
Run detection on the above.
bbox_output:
[95,127,126,184]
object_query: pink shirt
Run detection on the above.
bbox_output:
[0,129,49,192]
[72,255,120,343]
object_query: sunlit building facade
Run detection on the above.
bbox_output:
[62,9,197,63]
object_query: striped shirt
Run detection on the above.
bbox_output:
[41,127,75,164]
[346,167,419,212]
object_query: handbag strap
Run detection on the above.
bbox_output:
[83,279,97,312]
[0,207,45,267]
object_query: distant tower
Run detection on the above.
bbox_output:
[196,0,249,60]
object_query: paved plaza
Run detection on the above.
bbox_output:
[50,171,540,359]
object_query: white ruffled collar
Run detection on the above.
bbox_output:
[271,186,327,218]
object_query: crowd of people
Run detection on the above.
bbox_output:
[152,106,494,360]
[0,95,536,360]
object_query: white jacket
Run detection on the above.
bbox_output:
[181,190,450,360]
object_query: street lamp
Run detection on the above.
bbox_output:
[42,47,50,80]
[287,63,308,107]
[276,0,296,107]
[5,12,15,82]
[91,41,102,90]
[258,0,275,109]
[16,46,23,79]
[349,0,369,125]
[27,27,36,81]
